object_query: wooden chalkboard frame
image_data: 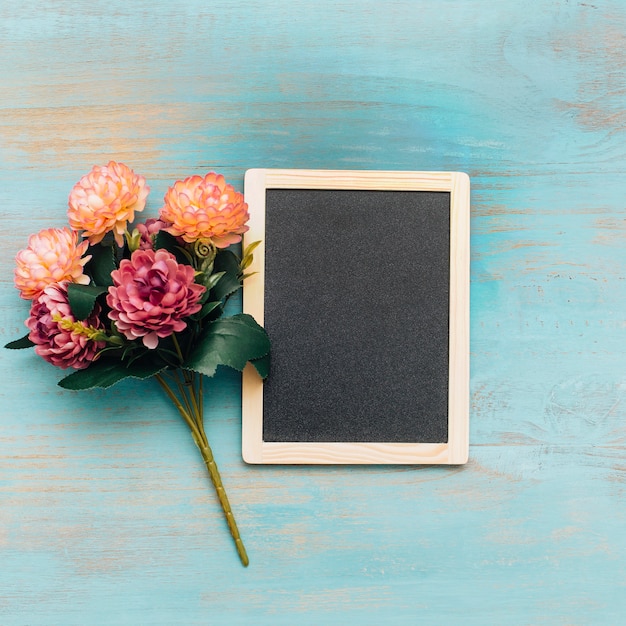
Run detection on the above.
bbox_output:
[241,169,470,464]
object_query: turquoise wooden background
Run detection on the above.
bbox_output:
[1,1,625,624]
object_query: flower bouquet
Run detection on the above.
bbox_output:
[5,162,270,566]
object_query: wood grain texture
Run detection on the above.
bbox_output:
[1,0,625,624]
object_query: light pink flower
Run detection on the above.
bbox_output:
[14,227,91,300]
[68,161,150,246]
[26,282,105,370]
[159,172,249,247]
[107,248,206,349]
[136,218,166,250]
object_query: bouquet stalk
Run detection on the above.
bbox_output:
[6,163,269,567]
[156,369,248,566]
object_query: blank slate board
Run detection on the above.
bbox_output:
[242,169,470,464]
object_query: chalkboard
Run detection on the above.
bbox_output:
[242,170,469,464]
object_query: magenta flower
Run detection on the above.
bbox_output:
[107,248,206,349]
[135,218,166,250]
[26,282,106,370]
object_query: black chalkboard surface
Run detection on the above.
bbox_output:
[242,170,469,464]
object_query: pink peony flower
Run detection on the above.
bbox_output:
[136,218,166,250]
[26,282,106,370]
[159,172,249,247]
[107,248,206,349]
[14,227,91,300]
[68,161,150,246]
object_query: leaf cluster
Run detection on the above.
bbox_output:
[6,232,270,390]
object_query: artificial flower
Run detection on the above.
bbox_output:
[159,172,249,247]
[68,161,149,246]
[107,248,206,349]
[136,217,166,250]
[26,282,106,370]
[14,227,90,300]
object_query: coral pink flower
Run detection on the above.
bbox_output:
[107,248,206,349]
[14,227,91,300]
[26,282,106,370]
[68,161,150,246]
[159,172,249,247]
[136,217,166,250]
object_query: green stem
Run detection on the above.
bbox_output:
[155,372,249,567]
[184,371,203,433]
[198,372,204,426]
[195,436,249,567]
[174,371,196,428]
[172,333,185,365]
[155,374,198,438]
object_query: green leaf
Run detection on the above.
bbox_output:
[249,352,270,379]
[185,313,270,378]
[190,300,223,321]
[203,270,226,291]
[241,239,261,271]
[58,356,168,390]
[210,250,242,302]
[67,283,108,320]
[154,230,179,253]
[5,334,35,349]
[86,243,117,286]
[154,231,192,265]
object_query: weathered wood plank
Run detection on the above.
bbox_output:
[1,0,625,624]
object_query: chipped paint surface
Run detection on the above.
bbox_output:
[1,1,625,624]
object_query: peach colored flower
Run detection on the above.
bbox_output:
[14,227,91,300]
[68,161,149,246]
[159,172,249,247]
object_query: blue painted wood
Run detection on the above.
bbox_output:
[1,1,625,623]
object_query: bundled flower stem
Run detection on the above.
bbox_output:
[6,163,270,567]
[156,370,249,566]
